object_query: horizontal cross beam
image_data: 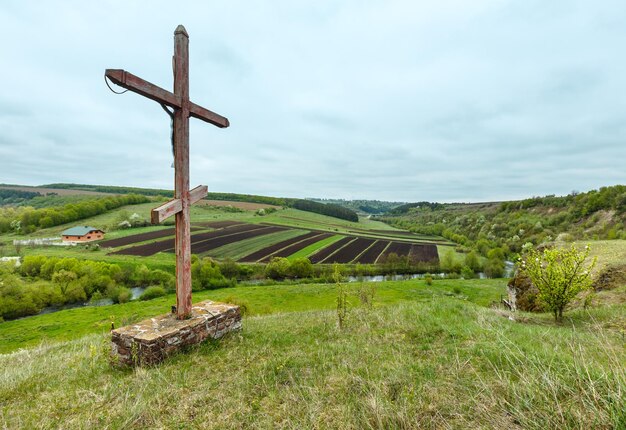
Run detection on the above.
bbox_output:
[105,69,230,128]
[150,185,208,224]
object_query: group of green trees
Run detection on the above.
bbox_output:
[0,189,42,206]
[264,257,316,280]
[437,248,506,279]
[41,183,363,222]
[0,194,149,234]
[43,183,290,206]
[0,256,175,320]
[292,199,359,222]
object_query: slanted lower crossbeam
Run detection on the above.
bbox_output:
[150,185,208,224]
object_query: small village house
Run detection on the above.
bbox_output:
[61,226,105,243]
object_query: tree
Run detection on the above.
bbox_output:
[484,258,505,278]
[464,251,481,272]
[52,269,77,296]
[520,244,596,322]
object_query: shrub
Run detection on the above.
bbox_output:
[464,251,482,272]
[461,265,475,279]
[520,244,596,321]
[192,258,230,290]
[440,249,462,273]
[140,286,167,301]
[288,258,314,279]
[484,258,505,278]
[265,257,291,280]
[219,258,240,279]
[117,288,131,304]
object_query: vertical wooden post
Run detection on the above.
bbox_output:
[173,25,192,319]
[105,25,229,321]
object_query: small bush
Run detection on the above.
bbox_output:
[117,288,131,304]
[461,265,475,279]
[139,286,167,301]
[265,257,291,280]
[356,284,376,309]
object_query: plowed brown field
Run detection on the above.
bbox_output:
[110,224,268,256]
[355,240,390,264]
[309,237,354,264]
[321,238,375,264]
[260,233,333,262]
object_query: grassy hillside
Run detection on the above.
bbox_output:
[1,292,623,428]
[380,185,626,258]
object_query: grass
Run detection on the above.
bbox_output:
[204,229,307,259]
[0,293,623,428]
[20,245,176,272]
[261,209,402,234]
[287,234,345,260]
[572,239,626,271]
[0,279,506,354]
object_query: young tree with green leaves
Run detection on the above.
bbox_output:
[520,244,596,322]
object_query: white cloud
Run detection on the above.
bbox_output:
[0,0,624,202]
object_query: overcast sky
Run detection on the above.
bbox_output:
[1,1,625,202]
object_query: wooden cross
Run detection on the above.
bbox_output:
[105,25,229,319]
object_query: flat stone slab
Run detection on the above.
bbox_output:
[111,300,241,366]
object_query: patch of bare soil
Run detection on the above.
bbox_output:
[593,264,626,291]
[195,199,280,210]
[0,185,109,196]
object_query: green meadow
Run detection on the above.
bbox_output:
[0,279,623,429]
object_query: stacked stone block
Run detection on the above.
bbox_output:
[111,300,241,366]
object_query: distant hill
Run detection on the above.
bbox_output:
[378,185,626,257]
[308,198,406,215]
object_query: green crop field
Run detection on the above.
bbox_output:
[287,234,345,260]
[203,229,307,259]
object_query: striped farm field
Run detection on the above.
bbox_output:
[92,207,444,264]
[188,226,286,254]
[98,227,176,248]
[309,237,354,263]
[204,229,306,260]
[239,231,321,263]
[357,240,390,264]
[110,224,271,256]
[259,233,333,262]
[321,237,376,264]
[286,235,345,261]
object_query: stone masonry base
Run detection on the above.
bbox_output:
[110,300,241,366]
